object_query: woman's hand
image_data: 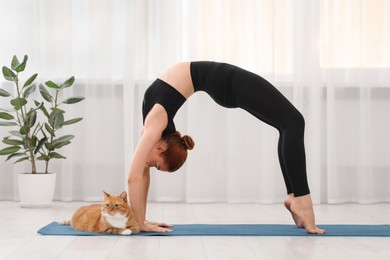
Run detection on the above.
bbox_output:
[145,220,173,228]
[141,221,173,232]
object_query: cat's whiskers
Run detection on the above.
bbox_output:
[102,211,128,229]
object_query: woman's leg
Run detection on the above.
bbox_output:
[232,67,309,196]
[278,132,294,195]
[231,67,324,234]
[246,109,295,195]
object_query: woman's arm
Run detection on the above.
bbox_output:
[141,168,172,228]
[127,104,172,232]
[141,166,150,221]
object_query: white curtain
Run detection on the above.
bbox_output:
[1,0,389,204]
[0,0,129,201]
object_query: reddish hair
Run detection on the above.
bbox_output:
[162,131,195,172]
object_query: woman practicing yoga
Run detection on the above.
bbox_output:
[127,61,325,234]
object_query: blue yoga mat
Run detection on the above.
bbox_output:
[37,222,390,237]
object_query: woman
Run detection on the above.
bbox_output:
[127,61,325,234]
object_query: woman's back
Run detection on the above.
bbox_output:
[158,62,194,99]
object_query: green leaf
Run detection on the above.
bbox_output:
[45,81,60,90]
[20,125,30,135]
[52,140,71,149]
[31,135,38,147]
[13,156,29,164]
[14,55,28,73]
[34,137,47,154]
[23,137,29,149]
[2,137,23,145]
[2,66,16,81]
[0,112,14,120]
[39,103,50,118]
[33,101,44,111]
[23,73,38,88]
[44,143,55,151]
[10,98,27,110]
[11,56,20,70]
[50,107,65,114]
[28,110,37,128]
[51,135,74,149]
[40,126,47,138]
[32,122,42,137]
[39,84,52,102]
[0,88,12,97]
[49,110,64,130]
[44,123,55,136]
[37,155,49,161]
[6,152,25,162]
[23,84,36,98]
[60,76,75,88]
[51,107,65,114]
[54,135,74,143]
[55,113,64,130]
[61,117,83,126]
[0,121,17,126]
[62,96,85,104]
[49,152,66,159]
[0,146,21,155]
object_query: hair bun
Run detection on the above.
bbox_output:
[182,135,195,150]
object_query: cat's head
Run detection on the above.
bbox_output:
[101,191,130,216]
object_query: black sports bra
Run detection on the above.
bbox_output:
[142,79,186,137]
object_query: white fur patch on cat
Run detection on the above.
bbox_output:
[121,229,132,235]
[58,220,69,225]
[102,212,127,229]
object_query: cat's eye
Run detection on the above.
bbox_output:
[115,204,118,207]
[105,204,109,207]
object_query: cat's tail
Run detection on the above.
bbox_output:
[58,220,71,225]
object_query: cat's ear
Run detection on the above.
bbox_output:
[103,191,110,199]
[120,191,128,203]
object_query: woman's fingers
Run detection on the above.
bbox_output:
[145,220,173,227]
[155,222,173,227]
[141,222,173,232]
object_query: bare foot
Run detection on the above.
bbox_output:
[287,194,325,234]
[284,194,301,227]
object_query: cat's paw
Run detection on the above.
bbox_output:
[121,229,132,235]
[58,220,70,225]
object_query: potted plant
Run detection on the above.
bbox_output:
[0,55,84,207]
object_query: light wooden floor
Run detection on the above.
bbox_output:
[0,201,389,260]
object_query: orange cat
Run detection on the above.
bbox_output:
[59,191,140,235]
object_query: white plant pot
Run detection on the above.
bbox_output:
[17,172,56,208]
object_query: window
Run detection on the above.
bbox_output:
[321,0,390,68]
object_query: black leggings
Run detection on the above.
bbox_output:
[191,61,310,196]
[232,67,309,196]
